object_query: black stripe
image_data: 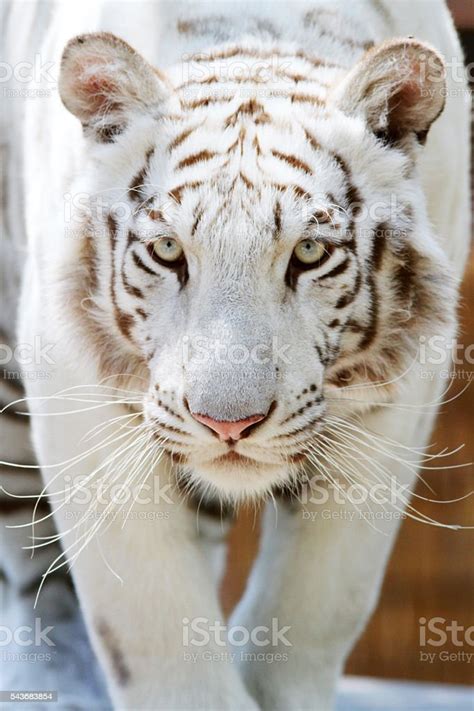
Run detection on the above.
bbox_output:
[131,250,158,277]
[108,215,134,341]
[122,242,144,299]
[356,224,389,350]
[335,272,362,309]
[318,256,350,280]
[372,223,388,270]
[96,619,131,687]
[358,279,378,351]
[128,148,155,202]
[274,199,282,237]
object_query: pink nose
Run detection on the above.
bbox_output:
[191,413,266,441]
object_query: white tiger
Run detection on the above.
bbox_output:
[1,0,470,709]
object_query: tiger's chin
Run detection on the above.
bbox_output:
[184,451,294,499]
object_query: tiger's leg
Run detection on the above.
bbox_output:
[26,389,257,711]
[230,403,436,710]
[175,480,236,588]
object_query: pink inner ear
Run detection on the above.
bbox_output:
[401,59,425,104]
[75,58,121,116]
[387,60,427,137]
[398,79,422,107]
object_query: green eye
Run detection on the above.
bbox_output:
[151,237,184,263]
[293,239,327,265]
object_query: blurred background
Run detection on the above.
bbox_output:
[221,1,474,687]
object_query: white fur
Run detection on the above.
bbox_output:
[2,1,470,709]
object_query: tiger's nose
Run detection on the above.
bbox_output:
[190,412,267,441]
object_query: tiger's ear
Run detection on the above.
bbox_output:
[59,32,171,142]
[332,38,446,145]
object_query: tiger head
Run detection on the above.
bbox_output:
[59,32,456,498]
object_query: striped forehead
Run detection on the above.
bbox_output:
[162,110,347,192]
[138,115,351,248]
[146,179,349,256]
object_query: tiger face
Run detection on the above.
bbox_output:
[60,33,455,498]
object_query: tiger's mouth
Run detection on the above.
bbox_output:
[167,444,307,472]
[159,432,310,496]
[164,448,278,468]
[212,451,259,466]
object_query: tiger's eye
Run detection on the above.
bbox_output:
[293,239,327,265]
[151,237,184,263]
